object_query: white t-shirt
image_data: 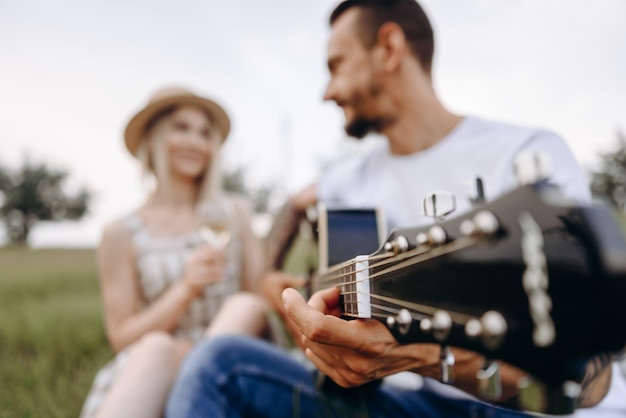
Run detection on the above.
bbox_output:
[317,116,625,417]
[319,116,590,231]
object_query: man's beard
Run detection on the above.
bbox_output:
[343,81,386,139]
[345,116,383,139]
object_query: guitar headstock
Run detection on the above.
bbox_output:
[356,182,626,412]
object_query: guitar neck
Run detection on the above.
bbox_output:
[310,184,626,386]
[313,255,374,318]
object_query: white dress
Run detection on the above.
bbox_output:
[80,199,243,418]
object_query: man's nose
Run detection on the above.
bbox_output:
[322,80,336,102]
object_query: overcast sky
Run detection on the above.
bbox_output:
[1,0,625,247]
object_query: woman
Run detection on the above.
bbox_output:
[80,86,268,418]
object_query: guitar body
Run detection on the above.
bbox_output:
[312,183,626,387]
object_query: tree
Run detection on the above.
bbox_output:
[0,159,91,246]
[590,130,626,211]
[222,167,273,213]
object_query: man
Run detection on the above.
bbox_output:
[166,1,626,416]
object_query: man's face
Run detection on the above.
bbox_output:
[323,9,387,139]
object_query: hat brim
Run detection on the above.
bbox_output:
[124,94,231,157]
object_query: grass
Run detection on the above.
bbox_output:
[0,235,315,417]
[0,247,113,418]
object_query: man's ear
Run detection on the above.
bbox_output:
[374,22,407,72]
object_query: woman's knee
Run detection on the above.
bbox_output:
[130,331,177,362]
[221,292,268,314]
[208,292,270,337]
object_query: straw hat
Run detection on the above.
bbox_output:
[124,86,231,157]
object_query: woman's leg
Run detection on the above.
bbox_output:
[96,331,190,418]
[206,292,269,338]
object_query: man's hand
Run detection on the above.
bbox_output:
[283,287,422,387]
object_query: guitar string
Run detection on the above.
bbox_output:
[314,246,430,287]
[320,252,393,276]
[340,291,476,324]
[314,235,479,289]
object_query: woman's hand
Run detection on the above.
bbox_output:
[183,244,226,297]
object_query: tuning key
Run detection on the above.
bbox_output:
[473,211,500,235]
[422,191,456,222]
[386,309,413,336]
[419,317,432,334]
[440,345,456,384]
[464,318,482,339]
[514,151,552,186]
[416,225,448,248]
[384,235,410,254]
[416,232,429,246]
[480,311,507,351]
[432,310,453,342]
[467,177,485,206]
[460,211,500,237]
[459,219,477,236]
[476,359,502,401]
[429,225,447,245]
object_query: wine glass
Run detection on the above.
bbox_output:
[198,200,232,250]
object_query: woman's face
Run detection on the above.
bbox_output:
[154,105,217,181]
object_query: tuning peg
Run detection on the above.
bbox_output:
[459,210,500,237]
[467,177,485,206]
[422,191,456,222]
[431,310,453,342]
[513,151,552,186]
[440,345,455,384]
[384,235,410,254]
[476,359,502,401]
[416,225,448,247]
[480,310,508,351]
[386,309,413,336]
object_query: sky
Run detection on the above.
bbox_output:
[0,0,625,247]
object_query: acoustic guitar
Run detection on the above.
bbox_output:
[306,182,626,414]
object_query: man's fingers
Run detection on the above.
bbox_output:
[307,287,341,313]
[282,287,329,340]
[283,287,360,347]
[304,348,349,388]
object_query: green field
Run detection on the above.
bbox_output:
[0,235,314,418]
[0,247,114,418]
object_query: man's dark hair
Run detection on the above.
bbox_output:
[330,0,434,74]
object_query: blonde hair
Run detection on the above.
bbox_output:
[135,106,224,203]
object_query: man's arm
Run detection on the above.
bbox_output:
[265,184,318,270]
[261,184,318,347]
[578,352,613,408]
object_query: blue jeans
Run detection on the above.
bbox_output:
[166,335,531,418]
